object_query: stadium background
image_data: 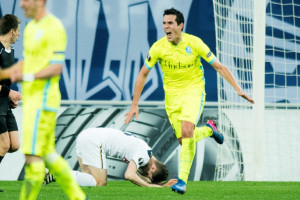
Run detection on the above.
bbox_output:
[0,0,218,101]
[0,0,222,181]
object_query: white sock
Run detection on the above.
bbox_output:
[71,170,97,186]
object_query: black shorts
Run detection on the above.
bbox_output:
[0,109,18,134]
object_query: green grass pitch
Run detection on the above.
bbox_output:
[0,181,300,200]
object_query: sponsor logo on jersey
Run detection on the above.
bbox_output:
[165,60,194,69]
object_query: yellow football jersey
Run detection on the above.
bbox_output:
[22,14,67,111]
[145,33,216,93]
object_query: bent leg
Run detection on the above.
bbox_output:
[6,111,19,152]
[87,166,107,186]
[193,126,213,142]
[0,116,10,159]
[78,157,107,186]
[0,132,10,158]
[8,131,20,152]
[76,130,108,186]
[44,152,86,200]
[71,170,97,186]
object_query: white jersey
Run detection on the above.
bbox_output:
[76,128,152,169]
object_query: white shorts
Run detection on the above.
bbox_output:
[76,129,107,169]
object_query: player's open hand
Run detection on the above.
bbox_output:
[238,91,254,104]
[124,105,139,124]
[162,179,178,187]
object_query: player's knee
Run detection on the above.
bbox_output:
[181,126,194,138]
[96,179,107,186]
[8,141,20,152]
[0,142,10,154]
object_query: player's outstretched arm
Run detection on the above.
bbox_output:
[11,63,63,83]
[137,175,177,187]
[124,65,151,124]
[34,63,63,79]
[125,160,161,187]
[211,59,254,104]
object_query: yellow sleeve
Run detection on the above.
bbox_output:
[48,22,67,64]
[197,38,216,65]
[144,42,159,70]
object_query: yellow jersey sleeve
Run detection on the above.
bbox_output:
[144,42,160,70]
[49,23,67,64]
[196,38,216,65]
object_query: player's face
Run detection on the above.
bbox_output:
[20,0,38,18]
[147,163,157,181]
[10,25,20,44]
[147,171,153,180]
[163,15,183,45]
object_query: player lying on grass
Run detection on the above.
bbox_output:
[45,127,177,187]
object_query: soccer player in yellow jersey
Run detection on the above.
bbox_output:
[0,0,86,199]
[125,8,254,194]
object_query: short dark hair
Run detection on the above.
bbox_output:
[0,14,21,36]
[163,8,184,25]
[151,160,168,183]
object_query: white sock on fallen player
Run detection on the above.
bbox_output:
[71,170,97,186]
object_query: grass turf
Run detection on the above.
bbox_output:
[0,181,300,200]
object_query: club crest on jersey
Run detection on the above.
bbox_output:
[35,30,43,41]
[147,54,151,61]
[185,46,192,54]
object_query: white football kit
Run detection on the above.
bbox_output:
[76,127,152,169]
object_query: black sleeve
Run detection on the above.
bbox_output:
[0,85,10,97]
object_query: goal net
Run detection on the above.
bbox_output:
[212,0,300,181]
